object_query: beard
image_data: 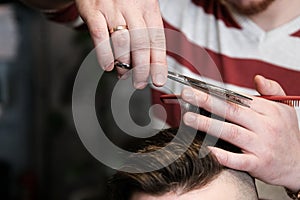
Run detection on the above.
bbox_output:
[221,0,275,15]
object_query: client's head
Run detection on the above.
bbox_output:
[108,128,258,200]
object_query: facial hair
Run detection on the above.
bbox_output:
[222,0,275,15]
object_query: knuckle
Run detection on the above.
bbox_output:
[149,30,166,48]
[227,125,240,141]
[135,65,149,73]
[226,104,241,118]
[238,159,252,171]
[199,117,211,132]
[192,92,201,108]
[199,92,210,107]
[132,34,150,50]
[134,65,150,78]
[143,0,159,10]
[89,27,107,40]
[116,54,130,63]
[114,32,129,48]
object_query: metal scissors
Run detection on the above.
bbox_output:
[114,61,253,107]
[167,71,253,107]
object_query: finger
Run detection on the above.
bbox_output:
[181,87,264,130]
[148,27,167,87]
[110,25,131,78]
[84,12,115,71]
[125,13,150,89]
[183,112,257,152]
[144,10,167,86]
[254,75,286,96]
[208,146,257,172]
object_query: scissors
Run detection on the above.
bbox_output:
[114,62,300,108]
[114,62,253,107]
[167,71,253,107]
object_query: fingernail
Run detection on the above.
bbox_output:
[134,82,148,89]
[102,62,114,71]
[260,75,266,81]
[259,75,266,84]
[208,147,219,158]
[154,73,166,86]
[182,89,195,101]
[208,147,225,163]
[183,113,196,125]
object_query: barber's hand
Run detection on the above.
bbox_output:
[75,0,168,89]
[181,75,300,191]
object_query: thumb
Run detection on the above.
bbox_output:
[254,75,286,96]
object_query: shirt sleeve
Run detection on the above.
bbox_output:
[43,2,86,30]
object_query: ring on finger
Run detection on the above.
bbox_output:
[109,25,128,34]
[114,60,132,70]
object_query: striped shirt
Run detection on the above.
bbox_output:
[154,0,300,126]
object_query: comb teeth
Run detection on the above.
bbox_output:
[276,100,300,107]
[260,96,300,107]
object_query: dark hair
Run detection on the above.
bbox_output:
[108,128,223,199]
[108,128,257,200]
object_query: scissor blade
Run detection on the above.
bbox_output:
[167,71,252,107]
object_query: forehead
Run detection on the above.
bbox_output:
[130,174,239,200]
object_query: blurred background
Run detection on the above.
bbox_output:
[0,1,152,199]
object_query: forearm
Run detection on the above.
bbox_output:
[20,0,73,10]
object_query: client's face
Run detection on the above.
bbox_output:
[130,172,241,200]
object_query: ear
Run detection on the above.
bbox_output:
[254,75,286,96]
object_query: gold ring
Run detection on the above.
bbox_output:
[109,25,128,34]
